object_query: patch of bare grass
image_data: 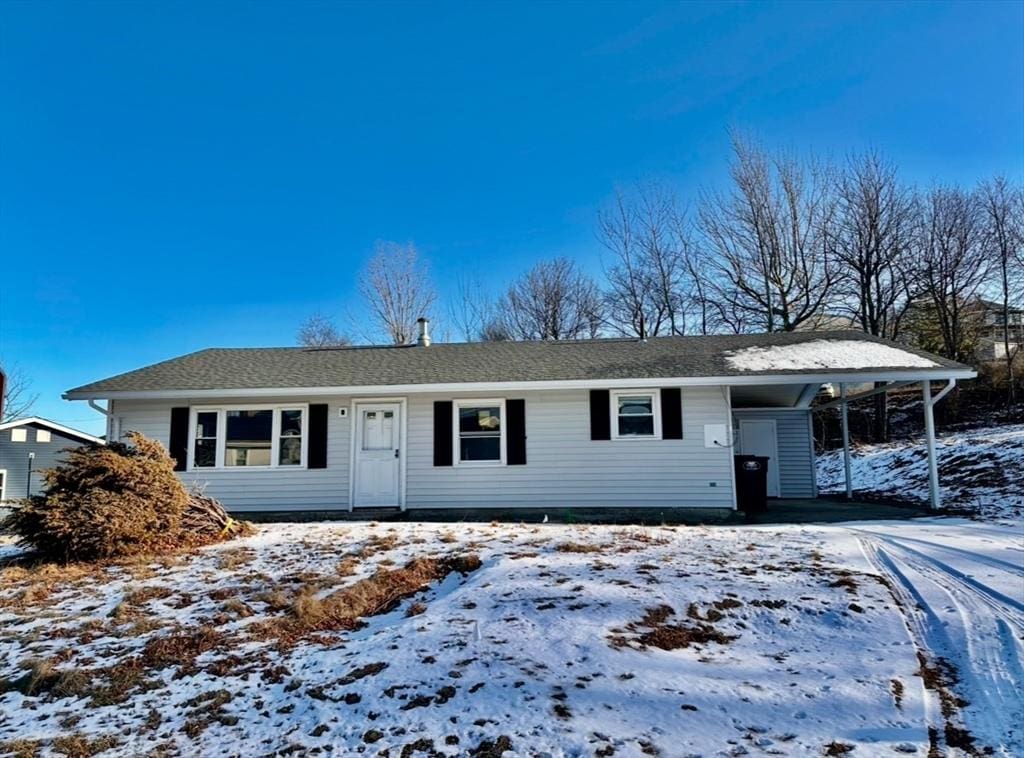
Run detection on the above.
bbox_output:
[267,553,481,641]
[221,598,254,618]
[125,585,173,604]
[824,742,854,756]
[0,659,92,700]
[51,733,120,757]
[336,556,359,576]
[555,542,603,554]
[610,603,738,652]
[217,548,255,571]
[182,689,237,738]
[255,589,290,612]
[0,739,41,758]
[141,627,226,672]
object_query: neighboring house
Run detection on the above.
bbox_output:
[0,417,104,502]
[975,298,1024,363]
[64,325,973,514]
[902,296,1024,364]
[794,313,858,332]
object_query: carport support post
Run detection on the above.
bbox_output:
[923,379,941,509]
[840,383,852,500]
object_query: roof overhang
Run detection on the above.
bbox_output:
[64,367,977,401]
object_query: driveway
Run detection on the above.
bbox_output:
[848,519,1024,754]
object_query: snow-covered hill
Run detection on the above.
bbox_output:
[817,424,1024,521]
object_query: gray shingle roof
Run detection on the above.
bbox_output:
[65,331,970,397]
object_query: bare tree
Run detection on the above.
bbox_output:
[833,151,916,340]
[598,182,692,337]
[697,135,837,332]
[500,257,603,340]
[832,151,917,440]
[448,272,500,342]
[979,176,1024,402]
[358,241,437,345]
[297,312,350,348]
[912,186,989,363]
[1,363,38,422]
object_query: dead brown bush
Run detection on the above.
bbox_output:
[4,433,188,562]
[3,432,253,563]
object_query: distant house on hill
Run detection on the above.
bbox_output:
[795,313,858,332]
[975,298,1024,363]
[0,417,103,502]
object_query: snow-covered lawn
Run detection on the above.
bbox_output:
[817,424,1024,522]
[2,518,1021,757]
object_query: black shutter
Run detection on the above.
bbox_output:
[308,404,328,468]
[169,407,189,472]
[433,401,453,466]
[507,399,526,465]
[661,388,683,439]
[590,389,610,441]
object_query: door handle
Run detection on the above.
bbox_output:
[394,449,400,459]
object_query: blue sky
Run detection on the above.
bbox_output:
[2,0,1022,434]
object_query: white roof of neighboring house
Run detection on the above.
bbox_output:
[0,417,104,444]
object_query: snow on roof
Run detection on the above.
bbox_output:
[724,339,940,372]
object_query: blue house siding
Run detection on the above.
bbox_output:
[0,422,95,502]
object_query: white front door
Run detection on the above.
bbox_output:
[739,419,781,497]
[354,403,401,507]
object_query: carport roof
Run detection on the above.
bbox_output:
[65,331,973,399]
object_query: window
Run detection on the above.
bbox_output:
[361,409,394,451]
[455,400,504,464]
[194,412,218,468]
[278,409,303,465]
[36,429,51,443]
[10,428,26,443]
[225,410,273,467]
[0,470,6,502]
[611,390,661,440]
[189,406,307,469]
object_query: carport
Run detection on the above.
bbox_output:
[728,364,976,509]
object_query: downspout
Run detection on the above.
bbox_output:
[88,399,116,442]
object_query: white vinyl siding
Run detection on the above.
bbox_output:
[407,387,734,509]
[113,397,351,511]
[112,387,737,511]
[732,409,816,498]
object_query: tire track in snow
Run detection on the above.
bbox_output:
[849,529,1024,625]
[853,529,1024,578]
[855,533,1024,755]
[856,536,950,750]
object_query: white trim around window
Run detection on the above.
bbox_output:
[187,404,309,471]
[610,389,662,440]
[453,398,506,466]
[0,469,6,502]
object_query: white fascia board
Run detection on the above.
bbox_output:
[63,367,977,401]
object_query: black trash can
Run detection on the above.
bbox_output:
[734,455,769,513]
